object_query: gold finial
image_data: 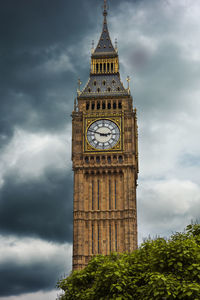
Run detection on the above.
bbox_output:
[91,40,94,54]
[77,78,82,95]
[126,76,131,94]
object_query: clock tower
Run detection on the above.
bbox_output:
[72,0,139,270]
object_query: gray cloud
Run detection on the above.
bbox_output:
[0,236,71,296]
[0,168,73,243]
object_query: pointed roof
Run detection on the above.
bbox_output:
[79,74,128,98]
[92,0,117,56]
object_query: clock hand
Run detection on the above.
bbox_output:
[88,129,100,134]
[104,132,119,136]
[88,129,119,137]
[88,129,109,136]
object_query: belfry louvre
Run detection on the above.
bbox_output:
[71,0,138,270]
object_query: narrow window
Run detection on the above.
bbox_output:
[97,88,100,93]
[97,102,100,109]
[113,102,116,109]
[107,63,110,72]
[108,102,111,109]
[85,157,89,163]
[115,223,117,251]
[115,179,117,209]
[98,224,100,254]
[96,64,98,73]
[92,224,94,254]
[109,179,111,210]
[104,63,106,72]
[92,102,95,110]
[98,179,100,210]
[102,102,106,109]
[86,103,89,110]
[109,224,112,252]
[92,180,94,210]
[119,156,123,163]
[100,63,102,73]
[107,156,111,163]
[118,102,122,109]
[111,62,113,72]
[94,80,97,86]
[96,156,100,163]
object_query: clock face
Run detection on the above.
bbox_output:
[87,119,120,150]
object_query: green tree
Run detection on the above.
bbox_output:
[57,224,200,299]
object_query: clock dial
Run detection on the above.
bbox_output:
[87,119,120,150]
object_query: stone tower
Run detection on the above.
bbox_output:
[72,0,139,270]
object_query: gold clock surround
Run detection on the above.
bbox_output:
[83,113,123,153]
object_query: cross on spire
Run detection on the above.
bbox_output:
[103,0,108,17]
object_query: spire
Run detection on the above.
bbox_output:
[93,0,116,55]
[103,0,108,19]
[79,0,129,98]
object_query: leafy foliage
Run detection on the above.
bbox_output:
[58,224,200,299]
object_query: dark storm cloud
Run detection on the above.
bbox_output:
[0,0,131,148]
[0,257,67,297]
[0,0,95,49]
[0,168,73,243]
[0,0,95,146]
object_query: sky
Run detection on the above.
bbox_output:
[0,0,200,299]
